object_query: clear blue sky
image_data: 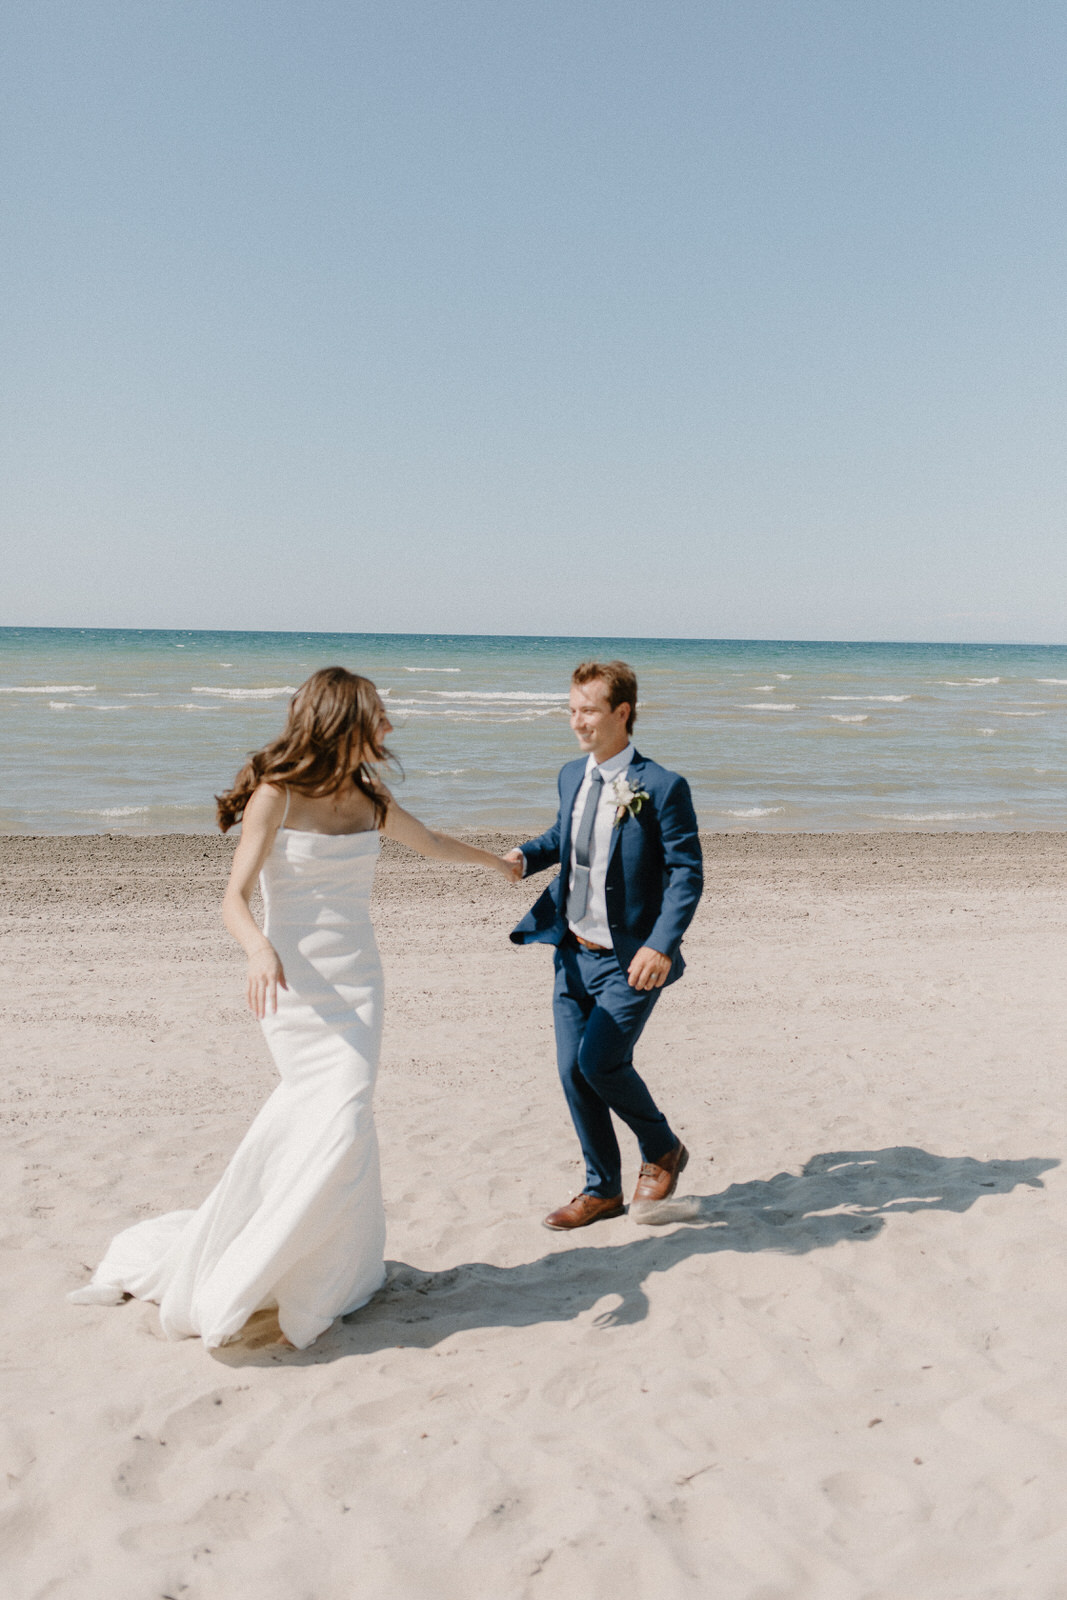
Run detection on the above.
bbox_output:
[3,2,1065,641]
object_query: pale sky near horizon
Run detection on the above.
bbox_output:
[3,2,1066,643]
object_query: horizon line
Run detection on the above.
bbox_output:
[1,624,1066,651]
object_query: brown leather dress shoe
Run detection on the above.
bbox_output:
[542,1193,625,1231]
[631,1142,689,1205]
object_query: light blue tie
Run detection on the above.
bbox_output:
[567,769,603,922]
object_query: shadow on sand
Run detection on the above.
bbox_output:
[213,1146,1058,1367]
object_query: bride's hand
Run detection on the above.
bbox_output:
[499,852,523,883]
[246,944,288,1018]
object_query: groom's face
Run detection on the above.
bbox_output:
[569,679,631,762]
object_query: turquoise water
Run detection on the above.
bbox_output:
[2,628,1067,833]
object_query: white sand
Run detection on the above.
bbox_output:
[2,832,1065,1599]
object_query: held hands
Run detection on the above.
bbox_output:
[627,946,671,991]
[501,849,524,882]
[246,942,288,1019]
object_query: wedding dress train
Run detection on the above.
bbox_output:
[68,828,387,1350]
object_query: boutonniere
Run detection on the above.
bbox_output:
[608,773,650,827]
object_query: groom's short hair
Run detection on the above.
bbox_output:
[572,660,637,735]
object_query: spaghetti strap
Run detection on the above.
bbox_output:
[281,786,292,828]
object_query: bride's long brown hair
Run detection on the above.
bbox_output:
[216,667,394,833]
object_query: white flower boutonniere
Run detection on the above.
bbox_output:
[609,773,651,828]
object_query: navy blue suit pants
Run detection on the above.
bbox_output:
[552,939,677,1197]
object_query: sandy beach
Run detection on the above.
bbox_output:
[2,830,1065,1599]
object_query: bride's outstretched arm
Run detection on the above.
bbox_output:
[221,783,289,1017]
[381,795,521,880]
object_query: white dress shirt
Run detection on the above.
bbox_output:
[566,743,635,947]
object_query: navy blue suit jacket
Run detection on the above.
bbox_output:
[510,750,703,984]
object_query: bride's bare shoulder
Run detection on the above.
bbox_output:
[244,783,287,821]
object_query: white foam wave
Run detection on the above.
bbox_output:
[170,703,219,711]
[749,685,775,691]
[404,667,461,673]
[830,714,868,722]
[993,710,1045,717]
[425,768,469,775]
[49,701,76,710]
[867,811,1001,823]
[1036,678,1067,685]
[741,703,796,711]
[824,695,910,702]
[775,674,793,680]
[92,705,129,711]
[429,690,568,702]
[190,685,296,699]
[724,806,784,818]
[79,806,149,818]
[940,678,1001,687]
[0,684,96,694]
[124,692,158,698]
[393,706,558,720]
[977,728,996,736]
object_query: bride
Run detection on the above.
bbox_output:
[69,666,519,1350]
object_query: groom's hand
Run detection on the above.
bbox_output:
[503,849,525,878]
[627,947,671,990]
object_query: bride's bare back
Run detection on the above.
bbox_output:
[281,781,381,835]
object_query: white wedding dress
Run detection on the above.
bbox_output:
[68,827,387,1350]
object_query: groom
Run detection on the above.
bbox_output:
[507,660,703,1229]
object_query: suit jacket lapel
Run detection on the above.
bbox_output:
[558,760,586,870]
[607,750,643,868]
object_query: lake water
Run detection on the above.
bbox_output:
[2,628,1066,833]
